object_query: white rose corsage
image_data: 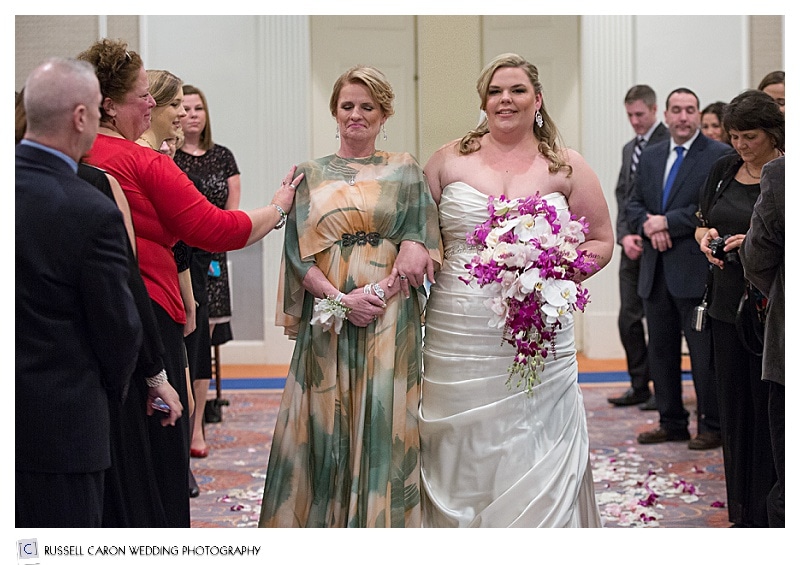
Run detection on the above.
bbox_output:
[310,292,351,334]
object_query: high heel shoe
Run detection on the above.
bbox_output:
[190,446,209,458]
[188,469,200,498]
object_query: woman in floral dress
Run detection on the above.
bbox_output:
[259,65,441,527]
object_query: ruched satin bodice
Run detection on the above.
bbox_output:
[420,182,600,528]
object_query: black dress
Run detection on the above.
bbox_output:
[174,145,240,344]
[699,155,775,527]
[78,163,168,527]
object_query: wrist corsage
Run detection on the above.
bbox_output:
[310,292,351,334]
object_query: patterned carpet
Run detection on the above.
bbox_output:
[189,378,730,528]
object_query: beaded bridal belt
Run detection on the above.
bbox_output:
[444,241,478,259]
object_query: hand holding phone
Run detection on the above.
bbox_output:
[151,397,170,413]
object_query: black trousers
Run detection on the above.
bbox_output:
[643,258,718,433]
[711,317,773,527]
[618,253,650,391]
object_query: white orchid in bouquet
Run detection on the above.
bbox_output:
[461,194,598,395]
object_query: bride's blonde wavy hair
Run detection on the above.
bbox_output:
[459,53,572,176]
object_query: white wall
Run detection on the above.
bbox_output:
[635,16,748,106]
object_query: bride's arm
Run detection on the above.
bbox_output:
[563,149,614,279]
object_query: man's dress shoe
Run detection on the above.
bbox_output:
[688,432,723,450]
[637,427,691,444]
[608,387,651,406]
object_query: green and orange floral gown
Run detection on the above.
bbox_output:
[259,151,441,527]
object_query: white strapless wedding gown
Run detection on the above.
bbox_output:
[419,182,601,528]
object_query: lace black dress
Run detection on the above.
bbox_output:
[175,144,240,344]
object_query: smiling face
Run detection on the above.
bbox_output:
[664,91,701,145]
[484,66,540,134]
[334,82,386,154]
[181,93,206,137]
[151,88,186,141]
[105,66,155,141]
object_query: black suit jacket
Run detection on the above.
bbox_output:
[627,133,734,300]
[15,144,142,474]
[615,123,670,243]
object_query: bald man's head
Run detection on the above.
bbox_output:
[23,58,101,158]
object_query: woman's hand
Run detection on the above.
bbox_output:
[146,380,183,427]
[272,165,305,215]
[341,288,387,327]
[387,240,435,297]
[699,227,725,269]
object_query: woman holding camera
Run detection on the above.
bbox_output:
[695,90,784,528]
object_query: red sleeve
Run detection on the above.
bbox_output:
[139,153,252,252]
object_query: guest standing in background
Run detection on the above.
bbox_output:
[696,90,783,527]
[757,71,785,113]
[628,87,733,450]
[79,38,301,526]
[700,102,730,145]
[739,155,785,528]
[175,84,239,458]
[16,58,142,527]
[164,130,213,498]
[608,84,668,410]
[16,81,182,528]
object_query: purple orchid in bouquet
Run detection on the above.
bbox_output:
[461,193,598,395]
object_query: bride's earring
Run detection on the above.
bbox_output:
[535,110,543,128]
[335,126,340,140]
[382,125,387,141]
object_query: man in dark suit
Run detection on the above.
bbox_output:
[627,87,733,450]
[609,85,670,410]
[15,58,143,527]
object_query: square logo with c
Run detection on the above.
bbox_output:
[17,539,39,560]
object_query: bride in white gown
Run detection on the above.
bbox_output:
[418,53,614,527]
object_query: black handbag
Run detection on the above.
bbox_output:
[735,283,767,356]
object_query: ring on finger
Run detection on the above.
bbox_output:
[399,275,408,281]
[289,183,296,189]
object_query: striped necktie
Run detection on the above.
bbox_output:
[631,136,645,174]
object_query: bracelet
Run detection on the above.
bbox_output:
[146,369,168,388]
[271,203,287,229]
[371,282,386,302]
[310,293,351,334]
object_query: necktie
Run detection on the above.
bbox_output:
[631,136,645,174]
[662,146,685,209]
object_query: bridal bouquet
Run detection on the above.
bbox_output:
[462,194,598,395]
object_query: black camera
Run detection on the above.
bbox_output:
[708,234,739,264]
